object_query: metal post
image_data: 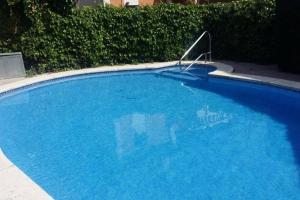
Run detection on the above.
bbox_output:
[208,32,212,62]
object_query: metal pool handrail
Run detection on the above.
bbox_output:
[177,31,212,68]
[183,53,207,72]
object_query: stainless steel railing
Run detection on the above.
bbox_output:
[177,31,212,71]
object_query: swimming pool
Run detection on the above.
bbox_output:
[0,65,300,199]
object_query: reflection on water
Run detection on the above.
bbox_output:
[114,106,233,158]
[195,105,233,130]
[114,113,177,158]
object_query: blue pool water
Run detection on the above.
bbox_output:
[1,66,300,199]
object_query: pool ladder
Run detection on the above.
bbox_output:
[177,31,212,72]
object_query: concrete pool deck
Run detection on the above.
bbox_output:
[220,60,300,82]
[0,149,52,200]
[0,60,300,199]
[0,77,25,86]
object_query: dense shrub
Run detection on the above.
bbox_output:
[0,0,76,54]
[203,0,276,63]
[2,0,276,73]
[276,0,300,73]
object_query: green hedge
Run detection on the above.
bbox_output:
[2,0,276,73]
[277,0,300,73]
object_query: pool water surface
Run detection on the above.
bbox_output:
[0,67,300,199]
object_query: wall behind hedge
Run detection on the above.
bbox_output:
[2,0,276,73]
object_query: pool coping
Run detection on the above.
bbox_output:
[207,63,300,92]
[1,60,300,200]
[1,61,300,94]
[0,149,53,200]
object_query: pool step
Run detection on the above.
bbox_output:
[157,69,207,81]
